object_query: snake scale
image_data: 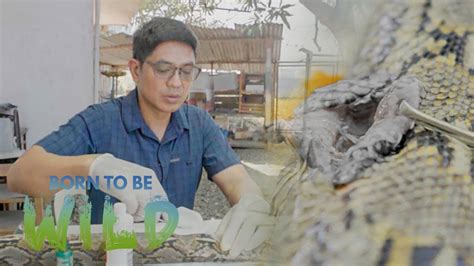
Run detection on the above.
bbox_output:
[0,0,473,265]
[270,0,474,265]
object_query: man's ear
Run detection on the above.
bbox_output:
[128,59,141,83]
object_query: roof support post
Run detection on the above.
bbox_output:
[300,48,313,136]
[264,38,273,129]
[93,0,101,104]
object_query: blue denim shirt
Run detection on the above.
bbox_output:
[36,89,240,224]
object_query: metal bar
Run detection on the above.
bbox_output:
[278,62,342,66]
[197,60,268,64]
[274,62,279,133]
[264,39,273,128]
[299,48,313,135]
[399,101,474,147]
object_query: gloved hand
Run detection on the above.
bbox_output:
[214,193,274,257]
[89,153,167,222]
[176,207,203,229]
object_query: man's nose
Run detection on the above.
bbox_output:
[167,69,182,88]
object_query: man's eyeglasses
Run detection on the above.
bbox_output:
[145,61,201,82]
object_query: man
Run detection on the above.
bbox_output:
[7,17,272,256]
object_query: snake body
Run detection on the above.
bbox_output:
[270,0,474,265]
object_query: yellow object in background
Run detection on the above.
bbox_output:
[277,71,342,120]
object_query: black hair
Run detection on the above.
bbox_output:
[132,17,198,64]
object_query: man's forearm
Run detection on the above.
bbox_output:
[7,145,97,198]
[213,164,263,206]
[231,172,262,205]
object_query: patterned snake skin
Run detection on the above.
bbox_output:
[270,0,474,265]
[0,232,259,265]
[0,0,472,265]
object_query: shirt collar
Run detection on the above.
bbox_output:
[172,105,190,131]
[121,88,190,135]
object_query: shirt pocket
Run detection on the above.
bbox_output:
[166,153,202,208]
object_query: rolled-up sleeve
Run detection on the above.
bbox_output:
[35,107,98,156]
[201,112,240,180]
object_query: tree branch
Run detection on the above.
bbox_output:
[300,0,335,25]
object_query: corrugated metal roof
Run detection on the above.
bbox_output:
[100,23,283,75]
[100,32,133,67]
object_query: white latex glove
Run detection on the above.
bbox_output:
[89,153,167,222]
[214,193,274,257]
[176,207,203,229]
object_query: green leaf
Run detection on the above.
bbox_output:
[131,0,293,29]
[281,15,290,29]
[281,4,294,9]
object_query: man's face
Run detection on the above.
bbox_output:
[130,41,196,115]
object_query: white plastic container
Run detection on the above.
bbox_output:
[106,202,134,266]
